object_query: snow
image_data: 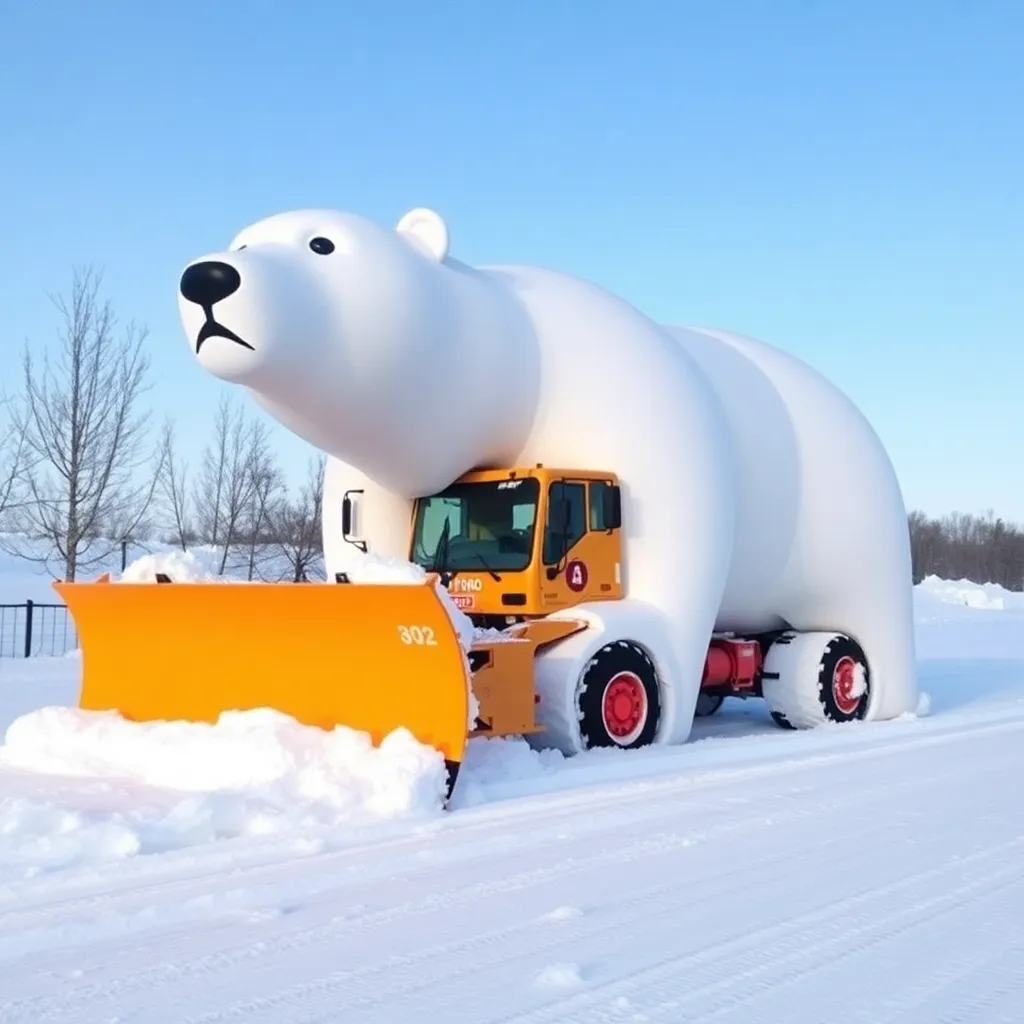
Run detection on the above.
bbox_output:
[0,708,447,877]
[534,962,584,989]
[915,572,1020,613]
[117,548,224,583]
[0,567,1023,1020]
[851,661,868,698]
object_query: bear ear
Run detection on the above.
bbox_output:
[396,207,450,262]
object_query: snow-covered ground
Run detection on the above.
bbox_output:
[0,569,1023,1021]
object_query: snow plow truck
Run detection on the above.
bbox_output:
[55,464,871,799]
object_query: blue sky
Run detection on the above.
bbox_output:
[1,1,1021,519]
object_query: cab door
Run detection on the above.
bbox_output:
[540,478,623,609]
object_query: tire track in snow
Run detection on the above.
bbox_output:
[173,811,909,1024]
[870,934,1024,1024]
[5,702,1014,941]
[487,835,1024,1024]
[0,757,936,1022]
[165,827,1024,1024]
[682,849,1024,1022]
[939,948,1024,1023]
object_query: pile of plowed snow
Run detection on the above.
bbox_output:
[0,706,449,877]
[118,548,224,583]
[914,574,1020,614]
[912,576,1024,660]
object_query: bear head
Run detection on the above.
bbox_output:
[177,207,539,498]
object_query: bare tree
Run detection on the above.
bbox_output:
[213,412,252,575]
[4,268,160,580]
[0,392,28,524]
[240,424,284,581]
[157,418,191,551]
[273,455,325,582]
[192,396,234,548]
[191,399,279,575]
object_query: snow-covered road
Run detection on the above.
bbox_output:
[1,576,1023,1022]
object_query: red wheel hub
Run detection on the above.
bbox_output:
[832,656,863,715]
[602,671,647,742]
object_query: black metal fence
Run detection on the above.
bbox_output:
[0,602,79,658]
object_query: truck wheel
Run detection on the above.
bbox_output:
[761,632,870,729]
[576,640,661,749]
[694,693,725,717]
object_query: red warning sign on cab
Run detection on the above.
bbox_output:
[566,559,588,592]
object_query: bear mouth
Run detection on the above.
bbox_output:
[196,318,254,353]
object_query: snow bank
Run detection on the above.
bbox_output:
[914,576,1024,659]
[448,736,568,809]
[118,548,224,583]
[915,574,1013,612]
[0,706,447,876]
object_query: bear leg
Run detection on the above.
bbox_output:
[770,589,919,725]
[529,598,714,754]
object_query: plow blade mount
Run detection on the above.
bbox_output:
[54,577,471,780]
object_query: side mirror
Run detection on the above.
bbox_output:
[602,484,622,530]
[341,489,368,553]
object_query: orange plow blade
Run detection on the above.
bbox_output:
[53,577,471,776]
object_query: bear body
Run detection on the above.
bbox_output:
[178,206,918,753]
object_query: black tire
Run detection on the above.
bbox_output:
[443,759,461,804]
[817,634,871,723]
[770,709,795,729]
[694,693,725,717]
[576,640,661,749]
[762,631,871,729]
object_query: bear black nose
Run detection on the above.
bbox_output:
[179,261,241,308]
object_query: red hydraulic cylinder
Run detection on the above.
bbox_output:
[702,645,734,686]
[701,638,762,691]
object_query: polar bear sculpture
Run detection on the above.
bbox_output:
[177,206,919,753]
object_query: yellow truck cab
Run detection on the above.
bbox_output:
[407,466,624,628]
[332,464,770,758]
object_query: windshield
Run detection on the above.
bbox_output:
[411,478,540,573]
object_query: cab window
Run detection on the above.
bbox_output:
[411,478,539,572]
[543,481,587,564]
[589,480,611,530]
[417,497,462,556]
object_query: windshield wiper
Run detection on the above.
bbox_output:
[431,517,456,584]
[470,550,502,582]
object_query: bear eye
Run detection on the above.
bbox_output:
[309,237,335,255]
